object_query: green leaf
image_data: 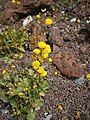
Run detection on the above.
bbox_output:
[18,47,25,52]
[32,99,43,109]
[9,98,17,108]
[27,111,36,120]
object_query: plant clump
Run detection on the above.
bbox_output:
[0,28,28,59]
[0,67,49,120]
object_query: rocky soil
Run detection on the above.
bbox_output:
[0,0,90,120]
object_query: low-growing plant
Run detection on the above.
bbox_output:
[0,67,49,120]
[0,28,28,59]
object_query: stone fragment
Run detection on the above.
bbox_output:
[44,115,52,120]
[52,44,60,54]
[79,44,89,54]
[53,52,86,77]
[74,76,86,85]
[23,15,33,27]
[70,18,76,22]
[49,27,64,47]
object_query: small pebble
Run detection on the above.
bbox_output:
[86,20,90,24]
[44,115,52,120]
[44,112,48,117]
[61,11,65,14]
[23,15,33,27]
[70,18,77,22]
[55,71,58,75]
[74,76,86,85]
[77,19,80,23]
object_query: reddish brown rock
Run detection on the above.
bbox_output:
[79,44,90,54]
[52,44,60,54]
[0,116,3,120]
[53,52,86,77]
[49,27,64,47]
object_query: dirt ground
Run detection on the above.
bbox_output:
[0,0,90,120]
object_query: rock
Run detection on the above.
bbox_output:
[49,27,64,47]
[87,81,90,90]
[52,44,60,54]
[53,52,86,77]
[0,116,4,120]
[21,57,32,67]
[44,112,48,117]
[74,76,86,85]
[87,65,90,73]
[79,44,89,54]
[86,20,90,24]
[44,115,52,120]
[70,18,77,22]
[23,15,33,27]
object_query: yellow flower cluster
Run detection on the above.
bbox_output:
[32,41,51,77]
[11,0,20,4]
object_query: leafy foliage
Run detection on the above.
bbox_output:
[0,68,49,120]
[0,28,28,59]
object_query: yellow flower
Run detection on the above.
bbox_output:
[43,45,51,54]
[40,71,47,77]
[32,83,37,89]
[48,58,53,62]
[14,83,17,87]
[38,57,44,63]
[58,105,63,111]
[11,65,15,68]
[18,93,24,96]
[37,14,41,19]
[23,88,29,91]
[11,0,20,4]
[42,53,48,59]
[38,41,47,48]
[37,66,45,74]
[82,64,86,68]
[45,18,53,25]
[76,111,81,119]
[86,74,90,80]
[32,60,40,70]
[33,49,40,55]
[2,70,6,74]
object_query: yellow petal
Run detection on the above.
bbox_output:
[38,42,47,48]
[2,70,6,74]
[32,83,37,89]
[86,74,90,80]
[45,18,53,25]
[37,66,45,74]
[32,60,40,70]
[48,58,53,62]
[43,45,51,54]
[40,71,47,77]
[58,105,63,111]
[33,49,40,55]
[42,53,48,59]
